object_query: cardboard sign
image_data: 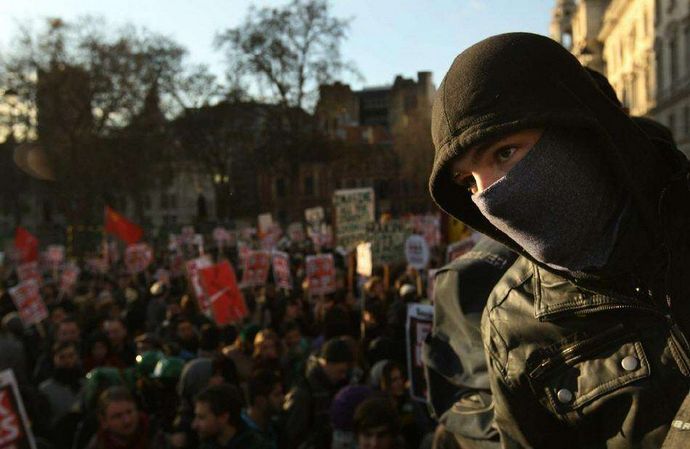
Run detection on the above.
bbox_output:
[60,264,81,293]
[368,222,408,265]
[405,235,430,270]
[258,213,273,235]
[306,254,336,296]
[333,188,375,249]
[406,303,433,402]
[124,243,153,275]
[241,250,271,288]
[199,261,248,325]
[356,242,373,277]
[271,251,293,290]
[186,256,213,313]
[9,280,48,328]
[446,235,480,263]
[17,262,41,286]
[0,370,38,449]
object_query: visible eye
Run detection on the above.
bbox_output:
[454,174,476,193]
[495,146,517,162]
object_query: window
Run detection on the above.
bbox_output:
[304,176,314,196]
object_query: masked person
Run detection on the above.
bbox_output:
[429,33,690,449]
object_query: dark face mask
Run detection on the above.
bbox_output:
[471,126,627,272]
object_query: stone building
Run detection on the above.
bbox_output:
[552,0,690,156]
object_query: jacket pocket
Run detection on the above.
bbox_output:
[526,329,650,425]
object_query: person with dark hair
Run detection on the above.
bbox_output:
[280,320,310,388]
[39,341,84,429]
[429,32,690,448]
[83,332,113,372]
[34,317,82,383]
[85,385,163,449]
[242,370,284,449]
[354,397,403,449]
[192,383,271,449]
[283,337,354,449]
[102,318,136,368]
[252,329,281,373]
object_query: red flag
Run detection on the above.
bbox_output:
[104,206,143,245]
[14,227,38,263]
[199,261,248,325]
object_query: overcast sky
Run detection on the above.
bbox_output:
[0,0,553,89]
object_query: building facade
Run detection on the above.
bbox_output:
[552,0,690,156]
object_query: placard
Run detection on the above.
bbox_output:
[406,303,433,402]
[199,261,248,325]
[405,235,430,270]
[9,280,48,328]
[241,250,271,288]
[367,221,408,265]
[186,256,213,313]
[356,242,373,277]
[304,206,325,225]
[333,188,375,249]
[306,254,336,296]
[271,251,293,290]
[0,369,38,449]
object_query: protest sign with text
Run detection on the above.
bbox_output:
[405,235,430,270]
[367,221,408,265]
[9,280,48,328]
[0,370,37,449]
[241,250,271,288]
[186,256,213,313]
[271,251,293,290]
[306,254,336,296]
[356,242,373,277]
[406,303,433,402]
[333,188,375,250]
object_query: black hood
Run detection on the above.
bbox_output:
[429,32,687,266]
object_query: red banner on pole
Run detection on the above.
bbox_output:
[241,250,271,288]
[306,254,336,296]
[105,206,143,245]
[186,256,213,314]
[14,227,38,264]
[0,369,38,449]
[199,261,248,325]
[271,251,292,290]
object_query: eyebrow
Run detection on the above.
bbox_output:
[452,140,497,178]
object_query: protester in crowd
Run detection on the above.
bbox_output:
[83,332,112,372]
[192,383,271,449]
[0,311,29,384]
[280,320,310,388]
[252,328,281,373]
[242,369,284,449]
[34,316,82,383]
[85,386,164,449]
[222,324,259,384]
[39,341,84,429]
[283,336,354,449]
[354,397,404,449]
[330,385,374,449]
[102,318,136,367]
[428,32,690,448]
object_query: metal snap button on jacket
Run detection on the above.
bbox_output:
[557,388,573,404]
[621,356,639,371]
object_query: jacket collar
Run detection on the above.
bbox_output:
[532,263,635,321]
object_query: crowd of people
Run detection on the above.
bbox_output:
[0,228,440,449]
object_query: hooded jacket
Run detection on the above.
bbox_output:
[429,33,690,449]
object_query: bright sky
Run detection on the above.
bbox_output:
[0,0,552,90]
